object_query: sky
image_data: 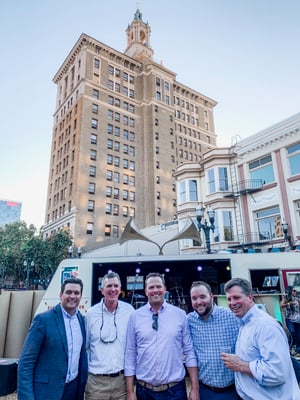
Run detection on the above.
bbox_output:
[0,0,299,230]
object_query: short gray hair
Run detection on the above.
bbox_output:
[102,272,121,288]
[224,277,252,296]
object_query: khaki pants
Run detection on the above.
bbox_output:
[85,372,127,400]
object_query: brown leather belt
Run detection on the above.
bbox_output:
[137,379,181,392]
[200,381,235,393]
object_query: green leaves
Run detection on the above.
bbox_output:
[0,222,72,288]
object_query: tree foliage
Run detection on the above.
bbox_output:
[0,222,73,288]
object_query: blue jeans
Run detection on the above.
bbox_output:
[199,382,239,400]
[136,380,187,400]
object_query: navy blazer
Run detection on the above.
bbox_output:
[17,304,88,400]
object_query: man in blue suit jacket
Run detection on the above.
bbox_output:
[18,277,88,400]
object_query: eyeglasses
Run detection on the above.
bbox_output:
[100,302,118,344]
[152,313,158,331]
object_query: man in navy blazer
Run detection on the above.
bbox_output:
[18,277,88,400]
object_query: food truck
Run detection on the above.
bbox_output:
[35,251,300,323]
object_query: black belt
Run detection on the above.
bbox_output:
[200,381,235,393]
[97,370,124,378]
[137,380,181,392]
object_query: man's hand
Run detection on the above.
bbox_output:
[221,353,252,376]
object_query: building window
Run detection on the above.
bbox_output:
[113,188,119,199]
[222,211,233,241]
[108,124,113,134]
[288,142,300,176]
[91,118,98,129]
[123,190,128,200]
[104,224,111,237]
[179,181,186,204]
[219,167,229,191]
[88,182,95,194]
[88,200,95,212]
[113,171,120,183]
[108,80,113,90]
[113,204,119,215]
[129,161,135,171]
[256,206,281,240]
[123,174,129,184]
[114,156,120,167]
[86,222,94,235]
[106,186,112,197]
[92,89,99,99]
[122,206,128,216]
[89,165,96,177]
[207,169,215,193]
[123,159,129,169]
[249,155,274,184]
[105,203,112,214]
[91,133,97,144]
[129,191,135,201]
[189,180,198,201]
[106,170,113,181]
[92,103,98,113]
[157,207,161,216]
[107,154,113,165]
[90,149,97,161]
[108,65,114,75]
[107,138,113,149]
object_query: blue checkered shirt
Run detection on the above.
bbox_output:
[188,304,239,388]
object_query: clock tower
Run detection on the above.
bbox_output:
[125,8,154,61]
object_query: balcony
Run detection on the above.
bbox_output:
[228,231,271,250]
[224,179,264,197]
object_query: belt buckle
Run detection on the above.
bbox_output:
[152,384,167,392]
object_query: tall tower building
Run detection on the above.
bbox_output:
[42,9,217,251]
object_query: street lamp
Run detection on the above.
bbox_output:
[282,222,293,248]
[23,260,35,290]
[195,207,215,254]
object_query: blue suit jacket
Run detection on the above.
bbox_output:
[17,304,88,400]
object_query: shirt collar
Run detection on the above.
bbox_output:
[60,304,78,319]
[240,304,257,326]
[147,301,166,313]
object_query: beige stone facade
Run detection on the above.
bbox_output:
[42,10,217,251]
